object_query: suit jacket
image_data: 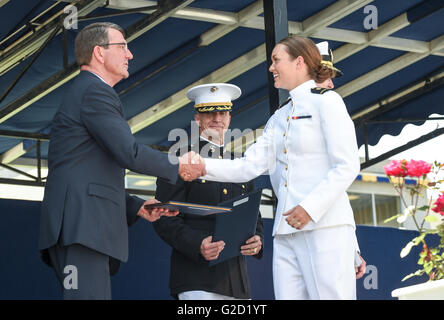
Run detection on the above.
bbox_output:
[153,139,264,299]
[39,71,178,273]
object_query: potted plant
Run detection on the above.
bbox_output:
[383,159,444,300]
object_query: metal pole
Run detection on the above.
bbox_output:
[363,122,369,162]
[37,140,42,183]
[263,0,289,116]
[371,194,377,227]
[263,0,288,217]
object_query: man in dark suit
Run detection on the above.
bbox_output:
[38,22,204,300]
[153,83,264,300]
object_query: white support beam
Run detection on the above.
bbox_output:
[128,43,267,133]
[334,13,410,63]
[0,69,79,124]
[313,27,444,57]
[300,0,373,35]
[376,36,430,54]
[336,52,429,98]
[172,7,236,24]
[10,157,48,169]
[0,142,27,164]
[108,0,238,24]
[0,0,9,8]
[336,34,444,98]
[126,0,196,42]
[430,34,444,53]
[199,0,263,46]
[310,26,366,44]
[351,70,444,120]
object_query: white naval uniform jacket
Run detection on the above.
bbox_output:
[203,79,361,237]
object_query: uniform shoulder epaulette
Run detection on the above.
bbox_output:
[276,97,291,110]
[311,87,331,94]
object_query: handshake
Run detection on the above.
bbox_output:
[178,151,206,181]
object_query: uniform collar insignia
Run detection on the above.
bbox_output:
[277,97,291,110]
[311,87,332,94]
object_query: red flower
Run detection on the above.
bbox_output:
[405,160,432,177]
[432,193,444,216]
[384,160,408,177]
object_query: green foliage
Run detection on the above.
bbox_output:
[385,161,444,282]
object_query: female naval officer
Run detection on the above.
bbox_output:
[201,35,361,300]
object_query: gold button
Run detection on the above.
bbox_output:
[285,165,288,170]
[285,182,287,187]
[284,148,287,154]
[287,116,290,121]
[242,185,245,189]
[201,179,205,183]
[223,188,228,195]
[283,132,286,137]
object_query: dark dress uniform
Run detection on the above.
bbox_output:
[153,139,264,299]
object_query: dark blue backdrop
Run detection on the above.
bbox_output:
[0,199,429,300]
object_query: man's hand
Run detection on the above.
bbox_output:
[200,236,225,261]
[356,255,367,279]
[178,151,206,181]
[241,235,262,256]
[283,205,312,230]
[137,199,179,222]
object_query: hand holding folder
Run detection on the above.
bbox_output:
[144,201,232,216]
[209,190,262,266]
[240,235,262,256]
[138,199,179,222]
[200,235,225,261]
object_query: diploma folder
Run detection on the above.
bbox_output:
[143,201,232,216]
[209,189,262,266]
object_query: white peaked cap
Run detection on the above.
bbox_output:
[316,41,329,56]
[315,41,343,77]
[187,83,241,113]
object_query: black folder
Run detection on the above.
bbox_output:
[209,189,262,266]
[143,201,232,216]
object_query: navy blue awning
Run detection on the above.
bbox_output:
[0,0,443,165]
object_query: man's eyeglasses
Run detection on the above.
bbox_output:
[98,42,128,52]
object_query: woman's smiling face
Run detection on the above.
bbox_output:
[269,43,301,91]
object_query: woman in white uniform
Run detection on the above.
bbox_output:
[201,36,361,299]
